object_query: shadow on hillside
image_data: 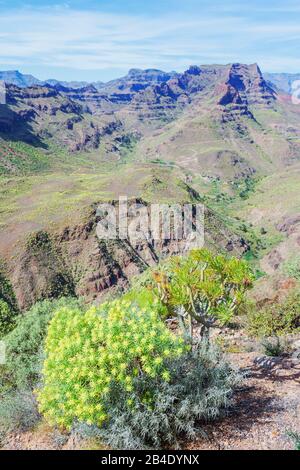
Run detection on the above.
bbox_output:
[226,383,280,426]
[0,103,47,149]
[245,361,300,384]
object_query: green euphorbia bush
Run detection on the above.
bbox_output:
[0,268,19,338]
[149,249,253,339]
[37,299,187,430]
[122,287,168,318]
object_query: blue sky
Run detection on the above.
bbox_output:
[0,0,300,81]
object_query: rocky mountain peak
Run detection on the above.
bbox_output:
[127,68,177,82]
[226,63,276,106]
[0,70,41,88]
[186,65,202,76]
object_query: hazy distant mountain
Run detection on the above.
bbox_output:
[0,68,177,91]
[264,72,300,94]
[45,79,105,90]
[0,70,103,90]
[4,67,299,96]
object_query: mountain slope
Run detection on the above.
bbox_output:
[0,62,300,307]
[132,64,300,180]
[0,68,176,91]
[0,70,42,88]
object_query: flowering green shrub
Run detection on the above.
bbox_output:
[0,299,17,338]
[37,299,187,430]
[122,287,168,318]
[0,298,83,440]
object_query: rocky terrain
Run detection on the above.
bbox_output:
[188,345,300,450]
[2,199,248,310]
[0,62,300,310]
[0,63,300,452]
[1,63,299,161]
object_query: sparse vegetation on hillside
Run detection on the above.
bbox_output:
[246,288,300,337]
[0,139,49,175]
[284,256,300,281]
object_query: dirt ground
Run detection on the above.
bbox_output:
[2,347,300,451]
[187,351,300,450]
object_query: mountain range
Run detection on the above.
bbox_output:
[1,68,300,94]
[1,63,300,175]
[0,68,177,90]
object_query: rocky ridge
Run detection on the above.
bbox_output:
[6,200,249,310]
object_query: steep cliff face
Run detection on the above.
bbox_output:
[0,105,15,133]
[218,63,276,122]
[0,63,279,154]
[226,63,276,107]
[2,63,299,182]
[125,63,277,126]
[218,83,254,121]
[131,62,299,180]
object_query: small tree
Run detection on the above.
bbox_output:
[151,249,253,342]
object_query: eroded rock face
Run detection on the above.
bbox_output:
[217,64,277,123]
[277,215,300,234]
[1,63,280,158]
[226,63,276,107]
[3,83,125,151]
[8,201,249,310]
[2,63,279,153]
